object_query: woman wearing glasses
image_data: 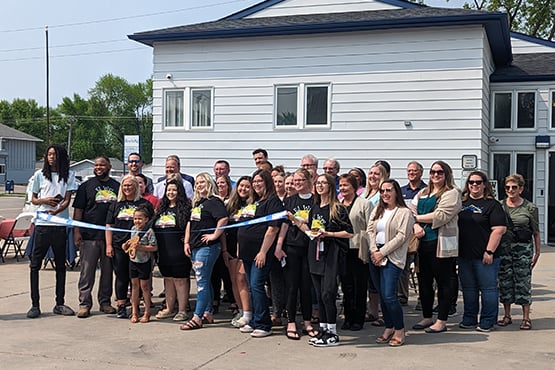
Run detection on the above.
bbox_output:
[293,173,353,347]
[497,174,540,330]
[237,169,285,338]
[457,171,506,332]
[275,168,315,340]
[368,179,414,346]
[412,161,461,333]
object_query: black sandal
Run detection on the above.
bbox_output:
[302,327,319,338]
[180,318,202,330]
[286,330,300,340]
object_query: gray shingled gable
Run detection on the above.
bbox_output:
[130,7,501,38]
[0,123,41,142]
[491,53,555,82]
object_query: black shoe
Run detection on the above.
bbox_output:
[341,321,351,330]
[116,305,128,319]
[27,306,41,319]
[350,323,363,331]
[53,305,75,316]
[448,306,457,317]
[432,305,439,313]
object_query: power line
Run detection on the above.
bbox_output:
[0,47,146,63]
[0,0,250,33]
[0,39,129,53]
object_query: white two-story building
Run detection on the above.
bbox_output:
[129,0,555,243]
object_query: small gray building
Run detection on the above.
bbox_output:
[0,123,41,184]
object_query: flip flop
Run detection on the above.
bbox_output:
[286,330,300,340]
[302,327,319,338]
[425,326,447,333]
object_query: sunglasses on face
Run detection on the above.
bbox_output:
[379,188,393,194]
[505,185,519,191]
[429,170,445,176]
[468,180,483,186]
[128,160,141,164]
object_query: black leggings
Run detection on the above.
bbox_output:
[311,271,339,325]
[283,246,312,323]
[340,248,368,326]
[417,240,457,321]
[112,244,130,301]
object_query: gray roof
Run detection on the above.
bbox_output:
[491,53,555,82]
[129,7,511,66]
[0,123,42,142]
[131,7,503,39]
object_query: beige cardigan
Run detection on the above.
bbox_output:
[413,187,462,258]
[367,207,415,269]
[345,196,374,263]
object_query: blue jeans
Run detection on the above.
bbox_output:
[458,257,500,329]
[191,243,220,318]
[243,259,272,331]
[369,261,404,330]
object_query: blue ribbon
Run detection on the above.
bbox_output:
[36,210,288,233]
[36,212,138,233]
[194,210,287,232]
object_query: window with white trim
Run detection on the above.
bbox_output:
[274,83,330,128]
[276,86,298,126]
[164,90,184,127]
[551,91,555,128]
[306,85,329,126]
[191,89,212,128]
[492,91,536,130]
[492,152,534,201]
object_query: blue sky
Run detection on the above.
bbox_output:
[0,0,464,107]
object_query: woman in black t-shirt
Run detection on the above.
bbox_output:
[226,176,254,328]
[181,173,228,330]
[458,171,506,332]
[153,179,191,321]
[237,169,284,338]
[294,174,353,347]
[106,174,148,318]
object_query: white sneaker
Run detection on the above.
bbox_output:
[251,329,272,338]
[313,332,340,347]
[232,316,249,328]
[239,324,254,333]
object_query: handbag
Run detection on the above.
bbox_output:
[407,233,420,254]
[437,226,458,258]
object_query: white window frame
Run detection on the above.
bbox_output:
[491,90,537,131]
[550,89,555,130]
[273,83,331,129]
[190,87,214,129]
[304,83,331,128]
[274,85,299,128]
[163,89,185,129]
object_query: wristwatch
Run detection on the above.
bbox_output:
[485,250,494,256]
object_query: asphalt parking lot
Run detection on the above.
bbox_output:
[1,188,554,369]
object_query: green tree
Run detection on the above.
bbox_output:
[88,74,153,162]
[423,1,555,40]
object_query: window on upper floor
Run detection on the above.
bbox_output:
[164,90,184,128]
[551,91,555,128]
[276,86,298,126]
[306,85,329,126]
[492,91,536,130]
[191,88,213,128]
[274,83,330,128]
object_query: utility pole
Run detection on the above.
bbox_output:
[45,25,50,145]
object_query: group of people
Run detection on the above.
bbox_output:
[26,145,542,348]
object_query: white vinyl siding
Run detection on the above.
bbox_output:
[511,37,555,54]
[245,0,400,18]
[151,26,488,179]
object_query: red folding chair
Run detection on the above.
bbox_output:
[0,212,34,262]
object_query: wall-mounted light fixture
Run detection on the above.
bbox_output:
[404,121,412,127]
[535,135,551,149]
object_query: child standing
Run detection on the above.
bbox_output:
[125,203,158,323]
